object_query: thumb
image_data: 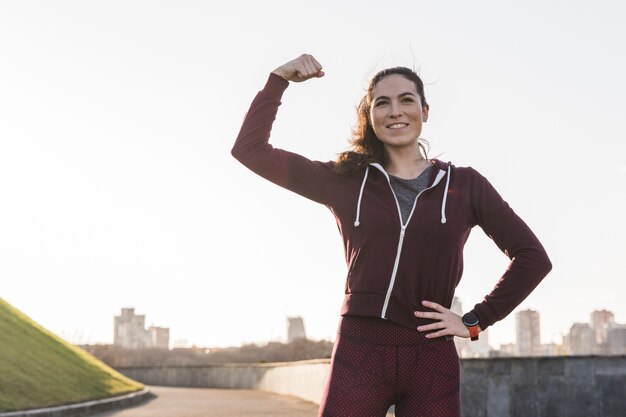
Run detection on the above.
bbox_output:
[315,70,325,78]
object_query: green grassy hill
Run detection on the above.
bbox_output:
[0,298,144,412]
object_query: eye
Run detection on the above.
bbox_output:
[402,97,415,103]
[374,100,388,107]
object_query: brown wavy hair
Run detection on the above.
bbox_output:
[334,67,430,175]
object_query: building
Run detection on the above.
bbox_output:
[114,308,169,350]
[560,310,625,355]
[516,309,541,356]
[287,316,307,342]
[591,310,615,354]
[460,330,492,358]
[498,343,518,357]
[606,324,626,355]
[540,343,567,356]
[114,308,151,349]
[149,326,170,349]
[173,339,190,349]
[566,322,595,355]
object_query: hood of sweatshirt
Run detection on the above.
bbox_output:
[353,159,452,228]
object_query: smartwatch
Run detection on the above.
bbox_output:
[462,311,480,341]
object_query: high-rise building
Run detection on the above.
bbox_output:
[149,326,170,350]
[287,316,307,342]
[591,310,615,353]
[516,309,541,356]
[566,323,595,355]
[114,308,169,350]
[114,308,151,349]
[606,324,626,355]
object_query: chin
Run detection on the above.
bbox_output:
[381,137,419,148]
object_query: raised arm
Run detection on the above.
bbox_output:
[231,54,335,205]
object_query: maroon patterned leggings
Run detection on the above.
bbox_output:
[318,315,461,417]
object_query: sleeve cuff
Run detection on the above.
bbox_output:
[472,304,495,331]
[262,72,289,101]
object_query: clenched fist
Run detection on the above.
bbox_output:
[272,54,325,83]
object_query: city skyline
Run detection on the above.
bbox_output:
[2,1,625,349]
[60,301,626,356]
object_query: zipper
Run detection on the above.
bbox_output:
[370,163,446,319]
[380,226,406,317]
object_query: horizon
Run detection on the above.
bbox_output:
[47,301,623,350]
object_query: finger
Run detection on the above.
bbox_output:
[305,55,322,77]
[413,310,443,320]
[309,55,322,71]
[425,329,450,339]
[311,55,323,72]
[417,322,446,332]
[294,61,308,79]
[302,58,317,77]
[422,300,446,312]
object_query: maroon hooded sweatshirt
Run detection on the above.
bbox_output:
[232,73,552,332]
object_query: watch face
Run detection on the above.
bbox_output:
[463,312,480,327]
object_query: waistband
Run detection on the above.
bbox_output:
[338,314,453,347]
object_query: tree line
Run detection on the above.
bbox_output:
[80,338,334,367]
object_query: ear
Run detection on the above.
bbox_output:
[422,104,429,122]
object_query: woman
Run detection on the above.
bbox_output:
[232,54,551,417]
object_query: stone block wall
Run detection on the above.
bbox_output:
[120,356,626,416]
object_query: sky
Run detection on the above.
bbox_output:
[1,1,625,349]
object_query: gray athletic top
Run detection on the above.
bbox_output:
[389,164,435,224]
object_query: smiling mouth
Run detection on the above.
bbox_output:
[387,123,409,129]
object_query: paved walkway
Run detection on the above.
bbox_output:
[91,386,319,417]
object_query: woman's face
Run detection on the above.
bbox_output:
[369,74,429,151]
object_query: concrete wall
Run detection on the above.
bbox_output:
[120,359,330,405]
[119,356,626,417]
[461,356,626,417]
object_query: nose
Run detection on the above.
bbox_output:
[389,100,402,118]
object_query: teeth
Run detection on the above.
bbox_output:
[388,123,408,129]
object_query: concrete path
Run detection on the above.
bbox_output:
[90,386,319,417]
[89,386,395,417]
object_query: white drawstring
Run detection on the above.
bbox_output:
[355,163,451,226]
[440,165,451,224]
[354,166,370,227]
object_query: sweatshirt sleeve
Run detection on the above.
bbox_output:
[469,168,552,330]
[231,73,336,205]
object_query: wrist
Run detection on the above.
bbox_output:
[271,69,289,81]
[462,311,481,341]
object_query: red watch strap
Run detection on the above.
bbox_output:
[468,325,479,341]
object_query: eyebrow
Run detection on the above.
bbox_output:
[373,92,417,102]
